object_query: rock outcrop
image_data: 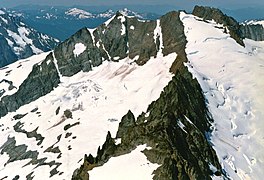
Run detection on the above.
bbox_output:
[192,5,245,46]
[240,24,264,41]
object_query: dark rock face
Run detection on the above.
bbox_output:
[192,5,245,46]
[54,12,159,76]
[240,24,264,41]
[126,17,157,64]
[0,52,60,118]
[54,28,103,76]
[160,11,187,57]
[0,35,17,67]
[54,10,187,77]
[0,8,59,67]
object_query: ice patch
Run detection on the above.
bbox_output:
[118,15,126,35]
[0,16,8,24]
[153,20,164,57]
[0,10,5,15]
[87,28,96,45]
[73,43,86,57]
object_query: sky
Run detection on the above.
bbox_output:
[0,0,263,10]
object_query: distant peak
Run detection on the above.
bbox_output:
[65,8,94,19]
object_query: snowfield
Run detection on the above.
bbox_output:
[0,50,176,179]
[73,43,86,57]
[89,145,159,180]
[181,12,264,180]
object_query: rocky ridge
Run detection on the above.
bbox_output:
[193,6,264,42]
[192,6,245,46]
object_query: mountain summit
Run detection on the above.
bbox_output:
[0,6,264,180]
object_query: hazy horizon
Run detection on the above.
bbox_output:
[0,0,263,10]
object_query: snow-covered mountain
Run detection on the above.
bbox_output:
[0,8,59,67]
[65,8,145,20]
[65,8,95,19]
[0,5,264,180]
[10,6,160,41]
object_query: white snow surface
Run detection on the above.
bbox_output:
[0,10,5,15]
[89,144,159,180]
[118,15,126,35]
[7,27,43,55]
[0,52,176,179]
[245,20,264,27]
[0,16,8,24]
[153,20,164,57]
[65,8,94,19]
[97,10,114,18]
[73,43,86,57]
[119,8,144,19]
[181,12,264,180]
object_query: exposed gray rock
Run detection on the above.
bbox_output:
[26,172,34,180]
[55,106,60,115]
[192,5,245,46]
[240,24,264,41]
[64,122,80,131]
[13,113,28,120]
[13,121,44,145]
[30,107,38,113]
[0,136,39,165]
[44,146,61,154]
[0,35,17,67]
[64,109,73,119]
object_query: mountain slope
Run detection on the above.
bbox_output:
[0,6,263,180]
[0,8,59,67]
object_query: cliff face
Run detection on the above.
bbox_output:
[240,24,264,41]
